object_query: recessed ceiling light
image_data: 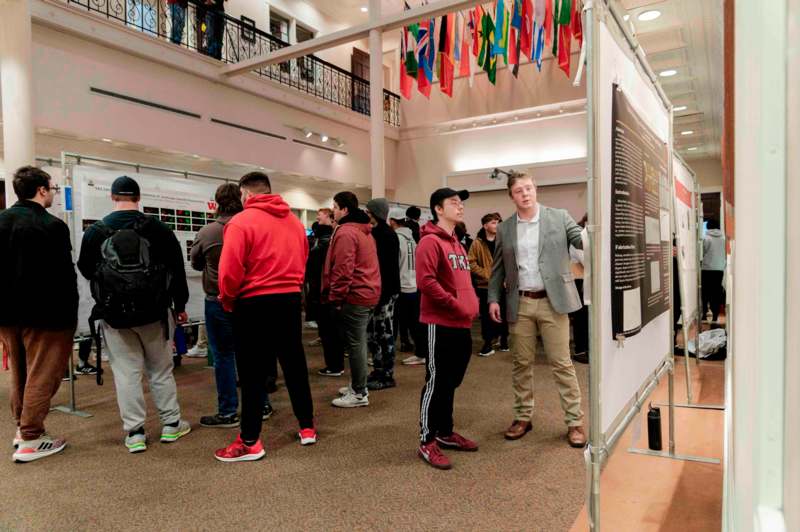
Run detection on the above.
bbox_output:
[638,10,661,22]
[681,130,694,136]
[360,6,368,12]
[101,138,112,142]
[514,116,519,121]
[674,105,687,112]
[303,128,313,138]
[321,134,329,142]
[688,147,698,151]
[659,69,677,77]
[623,14,630,21]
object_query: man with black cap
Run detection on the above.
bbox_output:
[365,198,400,390]
[78,175,191,453]
[416,187,479,470]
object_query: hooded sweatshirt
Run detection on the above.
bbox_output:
[218,194,308,311]
[416,221,479,328]
[396,226,417,293]
[321,209,381,307]
[702,228,726,271]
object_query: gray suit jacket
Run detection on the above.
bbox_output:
[488,206,583,321]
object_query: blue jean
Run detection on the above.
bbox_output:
[204,299,238,417]
[205,10,224,60]
[169,3,186,44]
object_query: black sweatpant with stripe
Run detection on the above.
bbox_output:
[419,324,472,443]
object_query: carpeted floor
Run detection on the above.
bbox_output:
[0,325,589,531]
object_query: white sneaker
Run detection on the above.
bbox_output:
[402,355,426,366]
[185,345,208,358]
[160,420,191,443]
[338,385,354,396]
[332,390,369,408]
[305,321,319,329]
[12,434,67,463]
[12,429,22,449]
[125,432,147,453]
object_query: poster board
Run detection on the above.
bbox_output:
[672,155,699,321]
[70,166,218,334]
[596,20,672,434]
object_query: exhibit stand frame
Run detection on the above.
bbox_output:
[48,152,230,418]
[582,2,720,530]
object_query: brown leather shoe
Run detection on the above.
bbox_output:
[504,420,532,440]
[567,426,587,448]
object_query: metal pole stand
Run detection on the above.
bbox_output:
[51,342,93,418]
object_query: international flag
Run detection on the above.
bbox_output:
[509,0,523,76]
[534,0,546,70]
[416,19,433,97]
[400,27,413,98]
[520,0,534,61]
[480,8,497,84]
[438,14,455,96]
[492,0,508,60]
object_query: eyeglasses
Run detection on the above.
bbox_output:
[44,184,61,193]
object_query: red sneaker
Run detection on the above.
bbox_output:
[298,428,318,446]
[436,431,479,452]
[214,435,265,462]
[418,440,452,470]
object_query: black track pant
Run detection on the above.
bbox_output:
[418,324,472,443]
[233,293,314,441]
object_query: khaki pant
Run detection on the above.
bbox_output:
[0,326,74,440]
[509,297,583,427]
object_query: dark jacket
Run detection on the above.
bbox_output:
[371,220,401,306]
[407,218,421,243]
[190,214,232,299]
[0,201,78,330]
[321,209,381,307]
[78,210,189,313]
[305,224,333,317]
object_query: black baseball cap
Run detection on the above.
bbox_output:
[111,175,140,197]
[429,188,469,213]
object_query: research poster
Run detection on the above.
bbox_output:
[610,86,671,338]
[672,156,699,321]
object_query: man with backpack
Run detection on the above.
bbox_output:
[78,176,191,453]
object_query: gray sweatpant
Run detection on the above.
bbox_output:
[102,320,181,433]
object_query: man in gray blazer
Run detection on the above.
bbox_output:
[488,173,586,447]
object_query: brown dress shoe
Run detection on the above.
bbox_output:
[567,426,587,448]
[504,420,532,440]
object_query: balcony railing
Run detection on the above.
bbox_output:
[62,0,401,127]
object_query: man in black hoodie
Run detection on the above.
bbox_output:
[0,167,78,463]
[307,223,344,376]
[366,198,401,390]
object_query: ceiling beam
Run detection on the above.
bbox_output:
[220,0,484,77]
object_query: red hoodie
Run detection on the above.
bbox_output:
[321,210,381,307]
[218,194,308,311]
[416,221,479,328]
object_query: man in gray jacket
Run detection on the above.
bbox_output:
[488,172,586,447]
[701,219,726,322]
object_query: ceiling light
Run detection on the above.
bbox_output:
[513,116,519,121]
[303,128,313,138]
[360,6,368,12]
[623,14,630,21]
[680,130,694,136]
[688,147,698,151]
[101,138,112,143]
[659,69,677,77]
[321,134,329,142]
[336,139,345,148]
[674,105,687,112]
[637,10,661,22]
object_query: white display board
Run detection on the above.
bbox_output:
[71,166,219,333]
[672,155,699,321]
[596,21,672,434]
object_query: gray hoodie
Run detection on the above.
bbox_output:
[702,229,726,271]
[396,226,417,293]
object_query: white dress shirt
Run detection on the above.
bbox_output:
[515,205,545,291]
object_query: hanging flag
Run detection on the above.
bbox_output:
[556,0,572,76]
[416,19,433,98]
[520,0,534,61]
[454,11,462,65]
[438,14,455,96]
[544,0,553,47]
[492,0,507,58]
[459,11,472,78]
[400,27,412,98]
[510,0,523,76]
[471,6,482,57]
[534,0,546,69]
[572,0,583,43]
[480,8,497,84]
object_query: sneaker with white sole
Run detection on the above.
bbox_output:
[338,385,354,396]
[332,390,369,408]
[12,429,22,449]
[298,427,318,445]
[214,436,265,462]
[402,355,426,366]
[478,343,495,357]
[318,368,344,377]
[12,434,67,463]
[125,432,147,453]
[160,420,191,443]
[185,345,208,358]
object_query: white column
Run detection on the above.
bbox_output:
[368,0,385,198]
[0,0,35,206]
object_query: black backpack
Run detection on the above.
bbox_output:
[90,217,171,331]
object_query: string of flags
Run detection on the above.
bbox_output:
[400,0,584,99]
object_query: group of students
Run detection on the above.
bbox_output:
[0,164,588,469]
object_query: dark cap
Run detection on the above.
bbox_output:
[429,188,469,213]
[405,205,421,220]
[111,176,140,197]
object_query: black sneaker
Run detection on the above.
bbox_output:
[200,413,240,428]
[318,368,344,377]
[498,340,510,352]
[262,404,274,420]
[367,377,396,391]
[76,363,98,375]
[173,355,182,368]
[478,343,495,357]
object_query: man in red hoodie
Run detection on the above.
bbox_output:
[321,191,381,408]
[214,172,316,462]
[416,188,480,470]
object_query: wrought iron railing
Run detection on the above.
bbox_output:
[62,0,401,127]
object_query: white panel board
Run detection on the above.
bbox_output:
[596,22,672,434]
[673,156,699,320]
[71,166,218,333]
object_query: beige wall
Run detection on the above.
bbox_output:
[687,156,723,189]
